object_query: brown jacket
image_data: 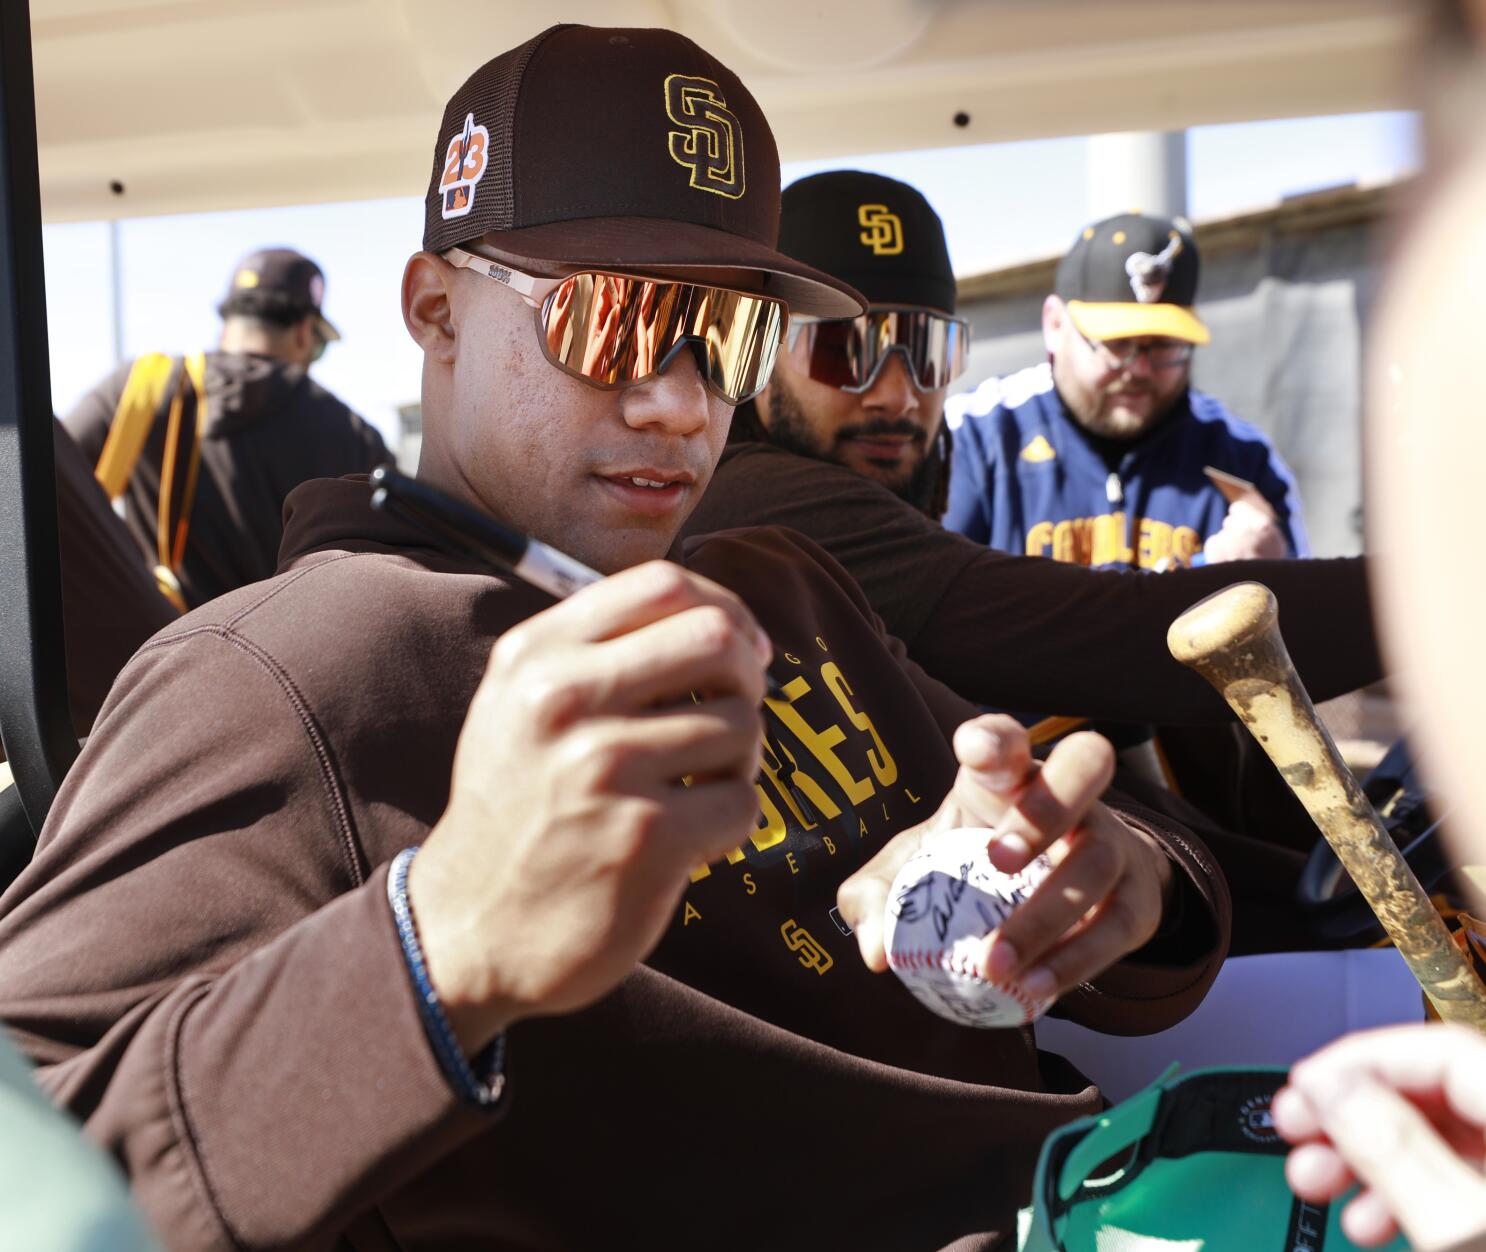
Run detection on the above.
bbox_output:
[681,442,1381,724]
[0,478,1229,1251]
[55,420,176,741]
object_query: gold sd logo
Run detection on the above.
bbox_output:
[664,74,745,199]
[780,919,834,975]
[858,204,904,255]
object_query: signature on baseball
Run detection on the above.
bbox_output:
[884,829,1056,1029]
[892,857,1038,943]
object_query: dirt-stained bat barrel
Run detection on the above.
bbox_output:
[1168,581,1486,1030]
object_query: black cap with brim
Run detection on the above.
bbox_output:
[778,170,957,315]
[1057,213,1209,344]
[221,247,342,339]
[422,25,863,321]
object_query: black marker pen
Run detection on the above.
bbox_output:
[372,465,609,598]
[369,465,786,701]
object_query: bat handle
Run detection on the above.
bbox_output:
[1169,582,1486,1030]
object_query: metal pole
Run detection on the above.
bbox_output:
[0,0,78,839]
[108,217,124,364]
[1086,130,1190,222]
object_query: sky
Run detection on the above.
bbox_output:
[40,111,1420,449]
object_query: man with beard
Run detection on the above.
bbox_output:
[941,213,1310,835]
[944,213,1305,569]
[681,171,1373,946]
[722,170,962,515]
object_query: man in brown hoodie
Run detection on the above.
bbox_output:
[0,25,1229,1251]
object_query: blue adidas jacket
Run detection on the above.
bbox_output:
[944,363,1308,569]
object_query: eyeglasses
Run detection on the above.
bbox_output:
[791,308,969,394]
[309,327,329,364]
[445,247,788,405]
[1076,329,1194,372]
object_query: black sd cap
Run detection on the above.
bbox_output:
[1055,212,1209,344]
[421,24,862,318]
[777,170,956,315]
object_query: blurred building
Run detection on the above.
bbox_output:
[952,179,1401,558]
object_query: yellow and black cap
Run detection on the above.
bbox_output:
[1055,213,1209,345]
[779,170,956,314]
[421,25,862,319]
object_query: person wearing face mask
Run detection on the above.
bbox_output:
[945,213,1306,571]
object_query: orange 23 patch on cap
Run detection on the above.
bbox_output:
[440,112,490,221]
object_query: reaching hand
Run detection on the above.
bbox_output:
[1275,1023,1486,1251]
[836,714,1172,1005]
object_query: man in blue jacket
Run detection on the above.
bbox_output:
[945,213,1307,569]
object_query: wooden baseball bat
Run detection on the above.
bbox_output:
[1168,581,1486,1029]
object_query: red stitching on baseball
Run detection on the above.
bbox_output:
[886,947,1041,1023]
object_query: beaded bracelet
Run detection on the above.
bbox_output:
[387,846,506,1108]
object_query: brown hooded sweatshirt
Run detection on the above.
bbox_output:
[0,477,1228,1252]
[681,441,1381,724]
[55,420,176,740]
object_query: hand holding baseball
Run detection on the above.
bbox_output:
[1275,1024,1486,1251]
[836,714,1172,1011]
[410,560,770,1055]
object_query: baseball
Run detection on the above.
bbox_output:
[884,827,1056,1029]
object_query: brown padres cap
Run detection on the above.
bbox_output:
[421,24,863,318]
[220,247,340,342]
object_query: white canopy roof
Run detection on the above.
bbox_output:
[33,0,1423,223]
